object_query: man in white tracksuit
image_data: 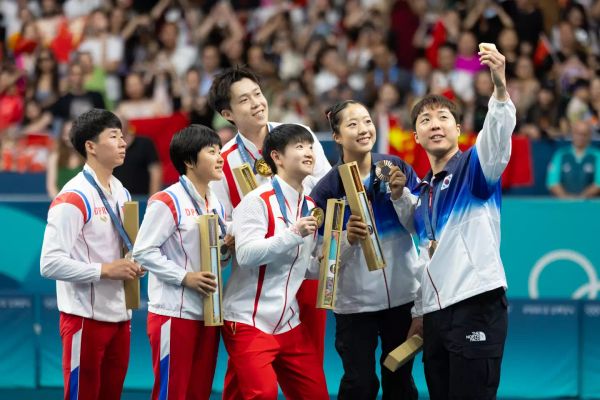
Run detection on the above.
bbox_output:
[399,45,516,399]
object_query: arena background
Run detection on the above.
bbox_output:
[1,151,599,399]
[2,0,600,398]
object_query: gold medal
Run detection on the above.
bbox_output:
[254,158,273,177]
[428,240,437,259]
[375,160,394,182]
[310,207,325,228]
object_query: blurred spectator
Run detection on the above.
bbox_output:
[157,21,197,78]
[50,62,105,130]
[36,0,64,46]
[472,70,495,133]
[390,0,424,70]
[112,116,162,196]
[547,120,600,198]
[554,22,591,93]
[409,57,432,101]
[455,31,484,76]
[199,44,222,96]
[497,27,519,78]
[368,43,409,99]
[463,0,514,45]
[63,0,103,19]
[246,45,277,84]
[430,42,474,104]
[554,3,591,50]
[269,79,313,126]
[77,51,110,109]
[0,63,25,137]
[21,98,52,136]
[181,68,213,126]
[589,76,600,137]
[565,78,592,124]
[28,48,60,108]
[10,19,41,74]
[523,82,562,139]
[77,8,124,104]
[505,0,545,55]
[507,56,540,122]
[115,71,171,120]
[216,125,235,147]
[45,120,83,198]
[194,1,244,50]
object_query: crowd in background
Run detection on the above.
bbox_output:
[0,0,599,198]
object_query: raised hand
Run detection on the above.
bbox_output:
[389,166,407,201]
[293,216,318,237]
[479,44,508,101]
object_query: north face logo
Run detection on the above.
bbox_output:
[466,331,487,342]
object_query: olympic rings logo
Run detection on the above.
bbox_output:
[528,249,598,299]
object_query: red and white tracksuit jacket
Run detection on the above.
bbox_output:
[132,176,227,320]
[40,164,132,322]
[223,176,319,334]
[210,122,331,223]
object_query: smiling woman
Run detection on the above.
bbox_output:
[310,99,422,400]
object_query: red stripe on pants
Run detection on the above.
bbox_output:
[147,312,220,400]
[59,312,130,400]
[222,321,328,400]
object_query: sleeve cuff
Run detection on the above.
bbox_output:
[176,270,188,287]
[93,263,103,281]
[286,226,305,245]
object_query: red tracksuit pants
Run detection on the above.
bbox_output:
[60,312,130,400]
[221,320,329,400]
[222,279,326,399]
[147,312,220,400]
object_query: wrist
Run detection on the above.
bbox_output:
[290,224,302,237]
[100,263,109,279]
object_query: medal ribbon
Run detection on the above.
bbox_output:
[179,176,226,239]
[83,169,133,252]
[272,176,309,226]
[235,134,258,174]
[422,177,442,241]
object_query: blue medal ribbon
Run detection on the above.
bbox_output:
[179,176,226,239]
[235,135,258,174]
[235,125,273,174]
[422,178,442,241]
[271,176,309,226]
[83,169,133,252]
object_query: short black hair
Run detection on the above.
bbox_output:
[207,66,260,117]
[70,109,122,158]
[263,124,314,174]
[170,124,221,175]
[410,95,461,130]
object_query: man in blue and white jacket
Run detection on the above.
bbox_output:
[399,44,516,399]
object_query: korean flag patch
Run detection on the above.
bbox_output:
[440,174,453,191]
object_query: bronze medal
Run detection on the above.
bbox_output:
[254,158,273,177]
[428,240,437,259]
[310,207,325,228]
[220,241,231,263]
[375,160,394,182]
